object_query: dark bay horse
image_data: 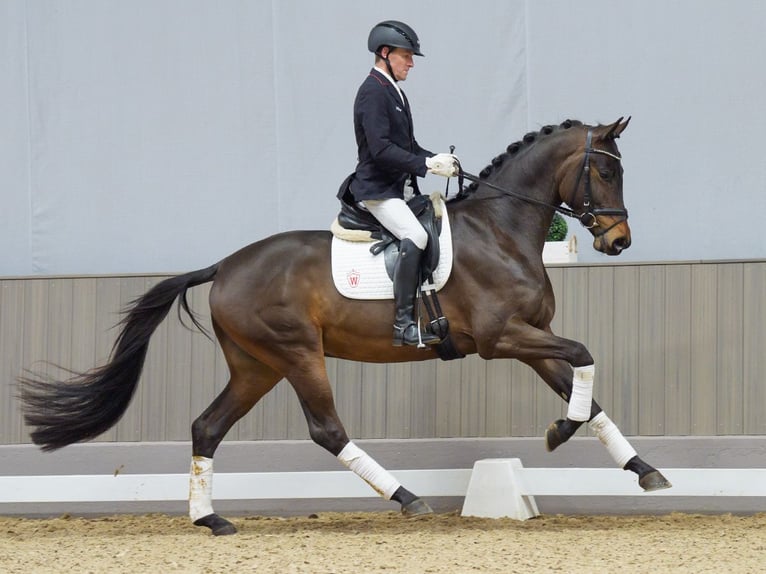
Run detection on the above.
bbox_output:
[20,117,671,535]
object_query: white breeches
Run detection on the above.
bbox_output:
[361,197,428,250]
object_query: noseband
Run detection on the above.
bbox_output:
[458,129,628,236]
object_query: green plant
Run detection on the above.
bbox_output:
[546,213,568,241]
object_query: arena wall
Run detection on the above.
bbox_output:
[3,259,764,447]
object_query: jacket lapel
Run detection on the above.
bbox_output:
[369,68,415,147]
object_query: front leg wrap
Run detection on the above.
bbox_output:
[588,411,638,467]
[337,441,401,499]
[189,455,215,521]
[567,364,594,421]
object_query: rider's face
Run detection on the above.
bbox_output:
[383,47,415,82]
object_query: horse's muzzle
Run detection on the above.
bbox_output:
[592,219,631,255]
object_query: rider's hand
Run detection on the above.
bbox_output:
[426,153,460,178]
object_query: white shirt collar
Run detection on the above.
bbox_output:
[374,65,404,104]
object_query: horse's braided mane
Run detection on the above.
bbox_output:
[467,119,583,192]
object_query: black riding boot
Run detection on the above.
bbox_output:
[392,239,440,347]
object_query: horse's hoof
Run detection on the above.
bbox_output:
[639,470,673,492]
[401,498,433,518]
[193,513,238,536]
[545,419,566,452]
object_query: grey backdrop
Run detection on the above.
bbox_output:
[2,0,765,276]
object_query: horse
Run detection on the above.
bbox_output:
[20,117,671,536]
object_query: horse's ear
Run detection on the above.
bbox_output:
[601,116,631,140]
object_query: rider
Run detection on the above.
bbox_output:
[349,20,460,347]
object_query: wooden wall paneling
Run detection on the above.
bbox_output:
[509,360,537,437]
[386,362,413,439]
[690,265,718,435]
[434,358,463,438]
[558,267,589,347]
[4,261,764,446]
[45,278,73,384]
[485,358,513,438]
[637,266,666,435]
[69,278,97,377]
[1,281,25,443]
[715,264,744,435]
[663,265,692,435]
[611,266,640,435]
[409,359,437,438]
[359,363,387,439]
[460,354,487,437]
[259,379,290,440]
[743,262,766,434]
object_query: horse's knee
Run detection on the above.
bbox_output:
[307,420,348,456]
[570,342,594,367]
[191,416,223,457]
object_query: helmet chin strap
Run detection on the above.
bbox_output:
[377,48,398,82]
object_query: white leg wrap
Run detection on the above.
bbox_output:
[588,411,638,468]
[567,364,594,421]
[337,441,401,500]
[189,456,215,522]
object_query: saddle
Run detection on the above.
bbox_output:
[333,175,463,362]
[335,174,442,279]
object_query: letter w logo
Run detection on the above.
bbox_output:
[347,269,361,288]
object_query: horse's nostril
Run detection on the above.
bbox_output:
[613,236,631,251]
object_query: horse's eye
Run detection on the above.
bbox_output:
[598,169,613,180]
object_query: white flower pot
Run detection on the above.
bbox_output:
[543,235,578,263]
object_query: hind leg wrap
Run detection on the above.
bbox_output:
[337,441,401,499]
[588,411,637,468]
[189,455,215,522]
[567,365,594,421]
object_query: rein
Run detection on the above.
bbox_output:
[457,129,628,235]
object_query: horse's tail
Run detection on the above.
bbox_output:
[19,264,219,451]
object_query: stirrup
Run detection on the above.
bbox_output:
[393,323,440,348]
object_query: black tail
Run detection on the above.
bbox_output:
[19,264,219,451]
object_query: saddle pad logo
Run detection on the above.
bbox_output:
[347,269,361,288]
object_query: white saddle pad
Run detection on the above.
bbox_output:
[331,198,453,300]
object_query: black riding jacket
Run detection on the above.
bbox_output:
[349,68,433,202]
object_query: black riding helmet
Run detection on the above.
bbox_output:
[367,20,424,57]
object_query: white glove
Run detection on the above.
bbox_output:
[425,153,460,178]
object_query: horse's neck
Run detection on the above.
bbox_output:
[454,134,579,258]
[478,165,560,249]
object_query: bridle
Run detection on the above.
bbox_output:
[458,129,628,236]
